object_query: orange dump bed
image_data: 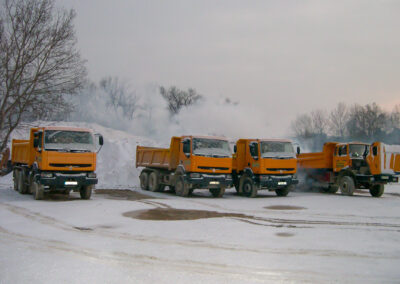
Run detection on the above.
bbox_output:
[136,137,181,171]
[297,142,338,169]
[136,146,172,169]
[11,139,32,165]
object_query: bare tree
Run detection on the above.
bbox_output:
[346,103,387,139]
[390,104,400,130]
[99,76,138,120]
[160,86,203,115]
[311,109,328,135]
[291,113,313,138]
[329,102,349,137]
[0,0,86,152]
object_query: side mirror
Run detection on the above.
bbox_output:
[234,145,237,153]
[94,133,104,153]
[297,146,300,155]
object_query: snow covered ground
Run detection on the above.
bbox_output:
[1,171,400,283]
[2,122,400,283]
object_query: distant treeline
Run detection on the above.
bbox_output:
[291,102,400,151]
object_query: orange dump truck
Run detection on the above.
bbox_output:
[12,126,103,200]
[136,136,233,197]
[232,139,298,197]
[297,142,400,197]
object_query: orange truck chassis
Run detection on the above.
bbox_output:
[297,142,400,197]
[11,126,103,200]
[232,139,298,197]
[136,136,233,197]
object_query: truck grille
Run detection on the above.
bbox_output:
[266,168,295,171]
[50,163,92,168]
[198,166,229,170]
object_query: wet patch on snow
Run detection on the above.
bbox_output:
[95,189,156,201]
[123,208,250,221]
[276,232,295,237]
[265,205,306,210]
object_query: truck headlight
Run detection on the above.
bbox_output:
[41,172,53,178]
[190,173,201,178]
[87,172,97,178]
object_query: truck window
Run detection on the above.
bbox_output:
[182,139,191,154]
[249,142,258,158]
[192,138,231,158]
[339,145,347,156]
[260,141,295,158]
[349,144,368,158]
[44,130,95,152]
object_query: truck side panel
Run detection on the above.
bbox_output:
[297,142,337,170]
[136,146,171,170]
[11,139,31,165]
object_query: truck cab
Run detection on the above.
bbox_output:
[232,139,298,197]
[12,126,103,200]
[136,135,233,197]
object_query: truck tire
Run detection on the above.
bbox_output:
[32,181,44,200]
[369,184,384,197]
[13,169,18,191]
[276,185,293,197]
[323,184,339,194]
[234,181,241,195]
[17,170,27,194]
[241,176,258,198]
[175,176,189,197]
[339,176,355,196]
[210,187,225,198]
[80,185,93,199]
[148,171,160,192]
[140,171,149,190]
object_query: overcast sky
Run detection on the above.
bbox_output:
[57,0,400,135]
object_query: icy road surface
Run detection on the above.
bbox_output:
[1,180,400,283]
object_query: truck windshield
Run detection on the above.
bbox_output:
[192,138,231,158]
[44,130,95,152]
[260,141,295,158]
[349,144,368,158]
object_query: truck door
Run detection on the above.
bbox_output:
[32,130,43,168]
[367,142,380,175]
[179,137,192,172]
[248,141,260,173]
[333,144,349,172]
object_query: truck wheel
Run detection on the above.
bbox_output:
[148,171,160,192]
[339,176,355,196]
[13,169,18,191]
[139,171,149,190]
[17,170,27,194]
[175,177,189,197]
[80,185,93,200]
[32,182,44,200]
[210,187,225,198]
[234,182,241,195]
[325,184,339,194]
[276,185,293,197]
[369,184,384,197]
[241,177,258,198]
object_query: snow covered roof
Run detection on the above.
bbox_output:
[42,126,93,132]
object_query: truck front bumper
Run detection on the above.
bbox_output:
[36,172,98,188]
[258,175,298,189]
[185,173,233,189]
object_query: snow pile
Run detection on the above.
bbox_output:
[8,121,160,189]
